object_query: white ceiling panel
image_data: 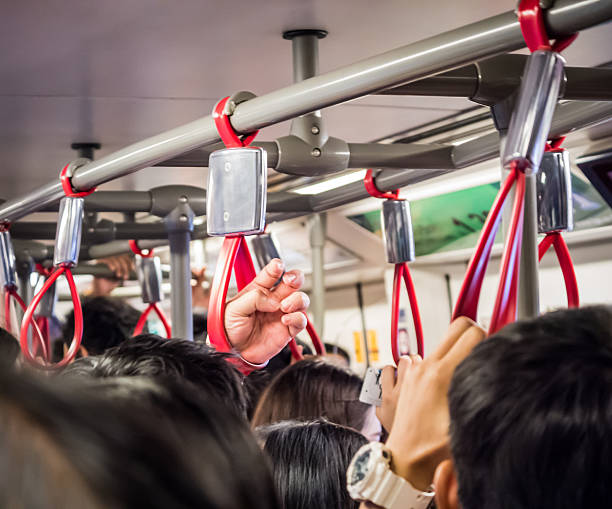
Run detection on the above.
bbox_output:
[0,0,610,199]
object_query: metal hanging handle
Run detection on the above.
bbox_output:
[130,240,171,338]
[454,1,578,333]
[0,229,49,360]
[20,164,94,369]
[364,170,424,363]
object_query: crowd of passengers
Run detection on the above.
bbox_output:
[1,255,611,509]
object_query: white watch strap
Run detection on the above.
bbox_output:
[371,468,434,509]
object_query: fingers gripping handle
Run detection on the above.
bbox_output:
[208,237,268,374]
[390,263,424,365]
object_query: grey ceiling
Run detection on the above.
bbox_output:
[1,0,611,198]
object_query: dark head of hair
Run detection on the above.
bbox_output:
[251,358,369,431]
[256,419,367,509]
[448,305,612,509]
[192,312,207,342]
[61,296,142,356]
[0,369,279,509]
[243,340,313,420]
[0,327,19,368]
[63,334,247,419]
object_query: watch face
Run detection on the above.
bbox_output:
[349,448,372,485]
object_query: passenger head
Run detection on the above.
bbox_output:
[252,358,380,440]
[0,327,19,368]
[0,369,279,509]
[63,334,247,419]
[324,342,351,367]
[438,306,612,509]
[256,419,367,509]
[60,296,142,357]
[244,340,313,420]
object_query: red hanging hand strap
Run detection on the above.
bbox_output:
[133,302,172,338]
[517,0,578,53]
[129,239,154,258]
[538,232,579,308]
[390,263,425,364]
[488,170,526,334]
[208,237,267,374]
[305,318,325,356]
[364,169,399,200]
[213,96,259,148]
[60,164,96,198]
[453,168,520,321]
[20,266,82,369]
[4,287,49,361]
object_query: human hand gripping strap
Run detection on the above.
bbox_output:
[364,169,424,364]
[208,236,268,374]
[20,164,94,369]
[251,232,324,360]
[129,240,172,338]
[208,98,268,374]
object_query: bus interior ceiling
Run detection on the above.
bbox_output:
[2,0,612,364]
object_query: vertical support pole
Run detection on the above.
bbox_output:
[355,282,371,368]
[308,212,327,336]
[164,200,195,341]
[492,101,540,321]
[517,174,540,318]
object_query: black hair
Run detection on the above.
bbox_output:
[60,296,142,356]
[0,369,279,509]
[448,305,612,509]
[252,358,369,431]
[244,340,313,420]
[62,334,247,419]
[0,327,19,368]
[192,312,207,342]
[256,419,366,509]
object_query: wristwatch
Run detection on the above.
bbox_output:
[346,442,435,509]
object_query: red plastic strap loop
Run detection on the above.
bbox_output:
[129,239,154,258]
[133,302,172,338]
[453,168,520,322]
[4,287,49,361]
[364,169,399,200]
[390,262,424,365]
[305,318,325,356]
[20,266,83,369]
[208,237,266,374]
[538,232,579,308]
[60,164,96,198]
[213,96,259,148]
[517,0,577,53]
[488,171,526,334]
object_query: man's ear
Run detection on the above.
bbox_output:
[433,459,459,509]
[65,343,89,360]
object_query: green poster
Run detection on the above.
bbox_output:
[348,176,612,257]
